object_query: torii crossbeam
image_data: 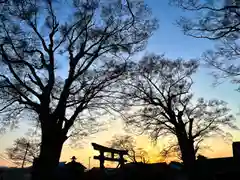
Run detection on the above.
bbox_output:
[92,143,128,169]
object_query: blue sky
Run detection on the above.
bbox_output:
[1,0,240,166]
[145,0,215,58]
[144,0,240,115]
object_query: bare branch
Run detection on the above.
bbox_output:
[122,54,236,168]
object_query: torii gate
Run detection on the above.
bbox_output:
[92,143,128,169]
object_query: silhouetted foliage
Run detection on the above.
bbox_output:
[108,134,149,163]
[171,0,240,86]
[0,0,157,179]
[197,154,208,160]
[6,137,40,167]
[122,54,237,170]
[160,142,182,162]
[160,140,211,162]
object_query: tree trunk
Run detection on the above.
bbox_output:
[31,130,67,180]
[179,138,195,168]
[177,134,196,179]
[175,124,195,167]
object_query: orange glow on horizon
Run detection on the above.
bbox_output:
[59,139,233,169]
[1,121,240,168]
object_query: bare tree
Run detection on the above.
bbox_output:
[0,0,157,179]
[171,0,240,86]
[160,143,181,162]
[107,134,149,163]
[122,54,237,172]
[6,137,40,167]
[160,140,211,163]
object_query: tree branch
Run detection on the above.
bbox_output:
[1,45,41,98]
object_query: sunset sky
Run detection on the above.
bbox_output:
[1,0,240,168]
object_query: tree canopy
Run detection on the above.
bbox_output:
[171,0,240,86]
[107,134,149,163]
[0,0,157,136]
[0,0,157,179]
[122,54,237,169]
[6,137,40,167]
